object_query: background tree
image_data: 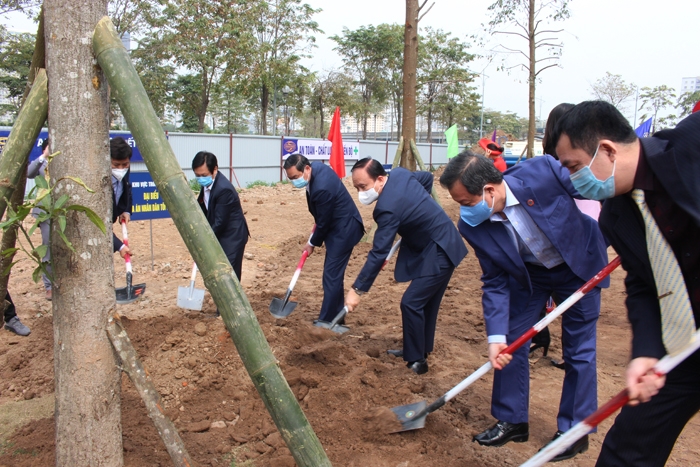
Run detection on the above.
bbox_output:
[237,0,320,135]
[0,29,34,122]
[677,90,700,118]
[130,35,175,124]
[331,23,401,139]
[485,0,571,157]
[309,70,355,138]
[209,81,251,134]
[45,0,123,464]
[0,0,40,15]
[141,0,255,133]
[638,84,676,132]
[170,73,205,132]
[590,71,636,113]
[417,27,474,142]
[431,83,481,141]
[108,0,158,36]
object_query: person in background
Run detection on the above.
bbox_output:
[26,138,52,300]
[440,151,608,460]
[193,151,249,283]
[283,154,364,324]
[110,137,133,257]
[478,138,507,172]
[554,101,700,467]
[3,292,30,336]
[345,158,467,375]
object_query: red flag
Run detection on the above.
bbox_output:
[327,106,345,178]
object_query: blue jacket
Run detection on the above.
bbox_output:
[459,155,609,337]
[353,167,467,291]
[306,161,363,247]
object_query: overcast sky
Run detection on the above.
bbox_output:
[4,0,699,125]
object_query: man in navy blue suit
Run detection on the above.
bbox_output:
[439,152,609,460]
[555,102,700,467]
[345,158,467,375]
[193,151,249,281]
[284,154,364,323]
[111,137,133,257]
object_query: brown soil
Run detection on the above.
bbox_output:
[1,178,699,467]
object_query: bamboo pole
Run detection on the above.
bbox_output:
[409,139,441,207]
[0,69,48,219]
[93,17,331,467]
[391,136,404,169]
[106,317,193,467]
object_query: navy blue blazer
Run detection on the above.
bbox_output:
[600,112,700,359]
[112,169,132,252]
[197,172,249,263]
[458,155,609,337]
[353,168,467,292]
[306,161,363,247]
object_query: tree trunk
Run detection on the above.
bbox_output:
[527,0,536,158]
[261,83,269,135]
[426,103,433,142]
[401,0,418,170]
[45,2,123,466]
[94,17,331,467]
[362,110,368,140]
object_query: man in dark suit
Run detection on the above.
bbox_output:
[192,151,249,281]
[111,137,132,257]
[439,152,609,460]
[555,101,700,467]
[345,158,467,374]
[283,154,364,323]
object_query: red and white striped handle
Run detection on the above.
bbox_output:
[121,219,131,273]
[381,238,402,270]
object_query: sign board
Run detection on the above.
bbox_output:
[130,172,171,220]
[0,130,145,162]
[282,138,360,161]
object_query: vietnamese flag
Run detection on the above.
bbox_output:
[327,106,345,178]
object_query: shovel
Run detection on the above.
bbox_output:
[313,307,350,334]
[269,225,316,318]
[177,262,205,310]
[115,220,147,305]
[387,257,622,433]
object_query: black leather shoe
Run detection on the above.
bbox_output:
[387,349,403,357]
[313,317,345,326]
[542,431,588,462]
[473,421,529,447]
[406,359,428,375]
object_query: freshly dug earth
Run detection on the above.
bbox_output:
[1,178,699,467]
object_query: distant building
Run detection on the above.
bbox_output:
[681,77,700,94]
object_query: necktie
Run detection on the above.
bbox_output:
[631,189,696,355]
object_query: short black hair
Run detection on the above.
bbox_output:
[110,137,133,161]
[192,151,217,172]
[283,153,310,171]
[542,103,575,159]
[553,100,637,156]
[351,157,386,179]
[41,138,49,151]
[439,150,503,195]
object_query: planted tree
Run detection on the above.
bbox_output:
[484,0,571,157]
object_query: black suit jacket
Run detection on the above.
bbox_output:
[306,161,363,248]
[353,168,467,292]
[112,170,132,252]
[599,112,700,359]
[197,171,249,264]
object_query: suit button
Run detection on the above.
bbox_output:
[527,199,534,206]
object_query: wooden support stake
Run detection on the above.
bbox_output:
[106,317,194,467]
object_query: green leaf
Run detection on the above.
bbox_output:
[1,248,20,257]
[58,215,66,232]
[56,228,76,253]
[34,174,48,189]
[31,266,42,283]
[34,244,48,260]
[61,176,95,194]
[54,194,69,210]
[3,260,19,277]
[66,205,106,233]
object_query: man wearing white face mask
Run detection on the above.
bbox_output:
[439,151,608,460]
[346,158,467,375]
[283,154,364,324]
[110,137,133,257]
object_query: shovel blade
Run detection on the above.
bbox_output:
[313,320,350,334]
[115,283,146,305]
[388,401,428,433]
[269,297,298,318]
[177,286,205,311]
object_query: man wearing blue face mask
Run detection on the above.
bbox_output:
[193,151,249,285]
[345,158,467,375]
[283,154,364,324]
[555,101,700,467]
[110,137,133,257]
[439,151,608,460]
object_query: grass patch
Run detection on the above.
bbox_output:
[245,180,272,189]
